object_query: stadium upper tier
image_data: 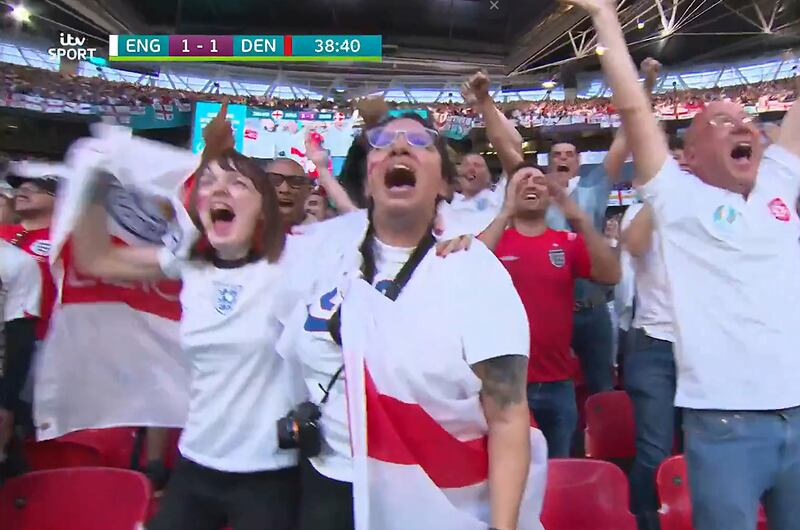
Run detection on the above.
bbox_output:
[0,38,797,130]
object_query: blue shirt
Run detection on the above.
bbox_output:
[546,165,612,302]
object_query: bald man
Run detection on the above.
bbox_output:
[572,0,800,528]
[265,158,314,232]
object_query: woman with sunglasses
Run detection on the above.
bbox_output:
[68,107,302,530]
[280,112,545,530]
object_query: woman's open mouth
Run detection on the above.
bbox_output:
[209,205,236,236]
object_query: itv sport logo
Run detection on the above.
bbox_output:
[47,32,97,61]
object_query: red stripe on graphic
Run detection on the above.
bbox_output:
[364,367,488,489]
[59,240,182,322]
[284,35,292,56]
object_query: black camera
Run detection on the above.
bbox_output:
[276,401,323,458]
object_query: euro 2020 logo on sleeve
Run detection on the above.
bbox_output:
[214,283,242,315]
[104,177,170,244]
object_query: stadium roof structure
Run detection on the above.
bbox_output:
[6,0,800,93]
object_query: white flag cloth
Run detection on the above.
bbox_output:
[35,127,200,440]
[340,278,547,530]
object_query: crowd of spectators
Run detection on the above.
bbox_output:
[1,61,796,124]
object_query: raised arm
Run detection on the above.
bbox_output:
[549,180,620,284]
[306,133,357,213]
[621,203,654,257]
[777,74,800,157]
[565,0,669,185]
[472,354,530,530]
[478,170,526,250]
[463,72,525,176]
[73,180,164,281]
[603,58,662,182]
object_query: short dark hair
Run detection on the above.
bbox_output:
[511,159,545,175]
[186,148,285,263]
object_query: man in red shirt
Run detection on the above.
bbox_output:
[0,172,58,342]
[479,162,620,457]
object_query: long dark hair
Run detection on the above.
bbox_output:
[186,148,285,263]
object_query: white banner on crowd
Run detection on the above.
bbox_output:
[340,279,547,530]
[35,127,200,440]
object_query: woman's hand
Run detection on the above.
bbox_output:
[435,235,473,257]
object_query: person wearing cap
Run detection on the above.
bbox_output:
[0,170,58,344]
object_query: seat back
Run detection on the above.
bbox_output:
[23,440,104,471]
[59,428,139,468]
[657,455,769,530]
[0,467,152,530]
[584,390,635,459]
[541,458,637,530]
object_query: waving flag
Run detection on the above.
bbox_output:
[35,126,200,440]
[340,279,547,530]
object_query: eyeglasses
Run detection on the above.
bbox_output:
[267,172,310,189]
[709,114,757,129]
[366,127,439,149]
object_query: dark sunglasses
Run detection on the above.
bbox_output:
[366,127,439,149]
[266,172,310,189]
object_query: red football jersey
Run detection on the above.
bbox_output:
[0,224,55,340]
[494,228,591,383]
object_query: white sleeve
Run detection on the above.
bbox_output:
[157,246,184,279]
[451,242,530,365]
[761,144,800,199]
[637,156,701,226]
[1,246,42,321]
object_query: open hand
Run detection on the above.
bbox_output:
[461,71,491,106]
[501,167,534,217]
[305,131,329,171]
[546,176,584,222]
[436,234,473,257]
[202,100,235,160]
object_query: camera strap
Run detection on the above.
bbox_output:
[320,220,437,401]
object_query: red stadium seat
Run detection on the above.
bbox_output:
[584,390,635,460]
[59,427,138,468]
[541,458,637,530]
[0,467,152,530]
[23,440,103,470]
[657,455,769,530]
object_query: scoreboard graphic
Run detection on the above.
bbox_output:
[108,35,382,62]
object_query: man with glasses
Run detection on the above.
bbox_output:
[565,0,800,528]
[265,158,314,233]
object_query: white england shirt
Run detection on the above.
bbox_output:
[0,241,42,322]
[158,249,304,472]
[438,184,505,240]
[277,211,529,482]
[619,203,674,342]
[638,145,800,410]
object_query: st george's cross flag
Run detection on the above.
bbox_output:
[339,278,548,530]
[35,126,200,439]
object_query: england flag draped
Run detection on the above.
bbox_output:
[340,278,548,530]
[35,125,200,440]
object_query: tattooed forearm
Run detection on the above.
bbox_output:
[472,354,528,408]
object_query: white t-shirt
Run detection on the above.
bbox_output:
[280,211,529,482]
[0,241,41,322]
[620,203,674,342]
[438,185,505,240]
[158,249,303,472]
[639,145,800,410]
